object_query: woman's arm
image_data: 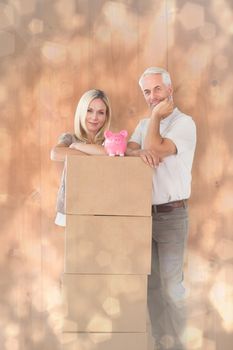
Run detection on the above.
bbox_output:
[50,143,88,162]
[69,142,107,155]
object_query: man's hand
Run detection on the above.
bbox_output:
[151,97,174,120]
[127,148,161,168]
[139,149,161,167]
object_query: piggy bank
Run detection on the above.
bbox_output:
[104,130,128,156]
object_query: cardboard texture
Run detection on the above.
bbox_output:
[61,332,147,350]
[65,156,152,216]
[65,215,152,274]
[62,274,147,332]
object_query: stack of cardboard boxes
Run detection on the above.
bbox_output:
[62,156,152,350]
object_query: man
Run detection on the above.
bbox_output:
[127,67,196,350]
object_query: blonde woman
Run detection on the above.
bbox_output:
[51,89,111,226]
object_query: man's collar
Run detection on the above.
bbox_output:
[160,107,179,124]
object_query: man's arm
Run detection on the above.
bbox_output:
[126,141,160,168]
[144,98,177,158]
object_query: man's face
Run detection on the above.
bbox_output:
[141,73,173,110]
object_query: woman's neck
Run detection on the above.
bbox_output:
[87,133,95,144]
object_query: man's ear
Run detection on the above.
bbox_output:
[168,85,173,96]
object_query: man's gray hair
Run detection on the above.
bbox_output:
[139,67,172,88]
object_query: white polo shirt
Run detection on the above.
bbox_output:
[129,108,196,205]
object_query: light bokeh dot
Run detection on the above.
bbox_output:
[199,22,216,40]
[41,42,67,65]
[28,18,44,34]
[214,54,229,70]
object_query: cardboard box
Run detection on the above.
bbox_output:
[62,274,147,332]
[65,156,152,216]
[61,332,147,350]
[65,215,152,274]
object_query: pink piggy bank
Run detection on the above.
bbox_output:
[104,130,128,156]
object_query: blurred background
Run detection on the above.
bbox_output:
[0,0,233,349]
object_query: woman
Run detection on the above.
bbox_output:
[51,89,111,226]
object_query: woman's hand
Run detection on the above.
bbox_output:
[69,143,79,150]
[69,142,106,155]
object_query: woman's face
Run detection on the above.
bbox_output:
[85,98,107,135]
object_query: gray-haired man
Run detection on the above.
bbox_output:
[127,67,196,350]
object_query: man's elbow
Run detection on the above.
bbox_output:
[125,148,135,156]
[125,148,140,157]
[125,148,131,156]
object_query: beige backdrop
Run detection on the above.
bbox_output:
[0,0,233,349]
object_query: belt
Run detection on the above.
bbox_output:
[152,199,188,213]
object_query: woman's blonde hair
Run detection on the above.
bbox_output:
[74,89,111,144]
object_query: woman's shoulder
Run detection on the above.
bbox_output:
[58,133,80,145]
